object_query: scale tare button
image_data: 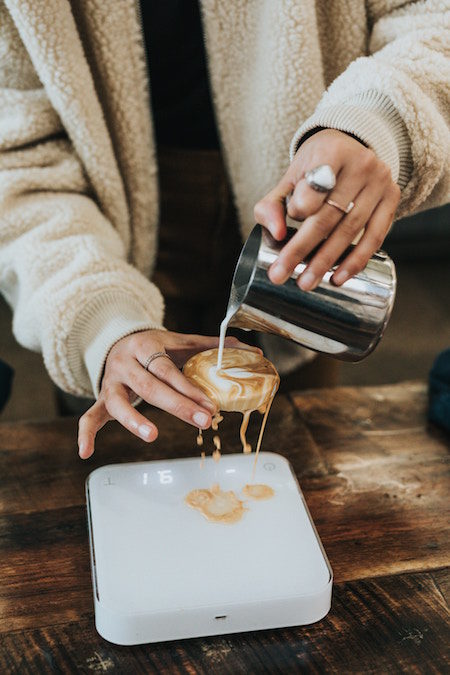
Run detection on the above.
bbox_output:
[263,462,276,471]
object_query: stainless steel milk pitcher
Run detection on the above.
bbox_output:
[226,224,396,361]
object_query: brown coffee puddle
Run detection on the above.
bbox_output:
[183,347,279,523]
[185,483,274,523]
[185,484,247,524]
[242,484,275,500]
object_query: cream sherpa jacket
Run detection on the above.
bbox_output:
[0,0,449,397]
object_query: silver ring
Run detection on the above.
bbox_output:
[326,198,355,215]
[143,351,173,371]
[305,164,336,193]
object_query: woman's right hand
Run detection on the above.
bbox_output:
[78,329,254,459]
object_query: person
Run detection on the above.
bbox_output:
[0,1,448,459]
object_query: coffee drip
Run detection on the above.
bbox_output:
[183,347,279,523]
[183,347,279,460]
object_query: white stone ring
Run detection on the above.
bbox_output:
[143,351,173,371]
[305,164,336,193]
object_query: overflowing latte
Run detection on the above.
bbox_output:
[183,346,279,457]
[183,347,279,523]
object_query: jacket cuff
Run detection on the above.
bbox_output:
[290,91,412,189]
[67,291,164,397]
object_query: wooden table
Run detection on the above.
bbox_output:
[0,382,448,673]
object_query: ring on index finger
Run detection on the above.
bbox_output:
[142,351,173,372]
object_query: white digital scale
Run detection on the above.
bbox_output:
[86,452,332,645]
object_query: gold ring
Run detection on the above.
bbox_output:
[326,198,355,215]
[143,351,173,371]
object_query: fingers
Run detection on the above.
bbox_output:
[332,185,400,285]
[125,361,214,430]
[130,331,219,368]
[78,399,110,459]
[254,175,295,241]
[103,383,159,440]
[286,166,338,222]
[269,173,364,285]
[256,130,400,290]
[141,355,216,413]
[297,183,384,291]
[78,389,159,460]
[79,329,264,459]
[135,341,260,413]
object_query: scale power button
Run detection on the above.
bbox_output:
[263,462,276,471]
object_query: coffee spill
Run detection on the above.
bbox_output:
[240,411,252,453]
[185,482,274,523]
[185,484,247,524]
[184,347,279,463]
[251,387,277,481]
[242,484,275,500]
[184,347,280,523]
[212,435,221,462]
[211,413,223,431]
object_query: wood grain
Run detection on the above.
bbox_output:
[0,383,448,672]
[0,571,448,674]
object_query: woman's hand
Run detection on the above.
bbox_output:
[254,129,400,290]
[78,329,252,459]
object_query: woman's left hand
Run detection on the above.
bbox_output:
[254,128,400,290]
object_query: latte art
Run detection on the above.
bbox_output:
[183,347,279,414]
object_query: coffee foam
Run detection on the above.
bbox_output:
[185,484,247,524]
[183,348,279,414]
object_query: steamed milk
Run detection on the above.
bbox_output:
[183,346,280,523]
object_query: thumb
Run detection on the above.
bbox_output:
[254,174,294,241]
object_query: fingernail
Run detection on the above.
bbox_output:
[270,262,289,284]
[193,411,209,427]
[299,270,317,291]
[139,424,153,440]
[78,441,85,457]
[333,269,349,285]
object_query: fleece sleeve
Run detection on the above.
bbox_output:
[0,8,164,398]
[290,0,450,218]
